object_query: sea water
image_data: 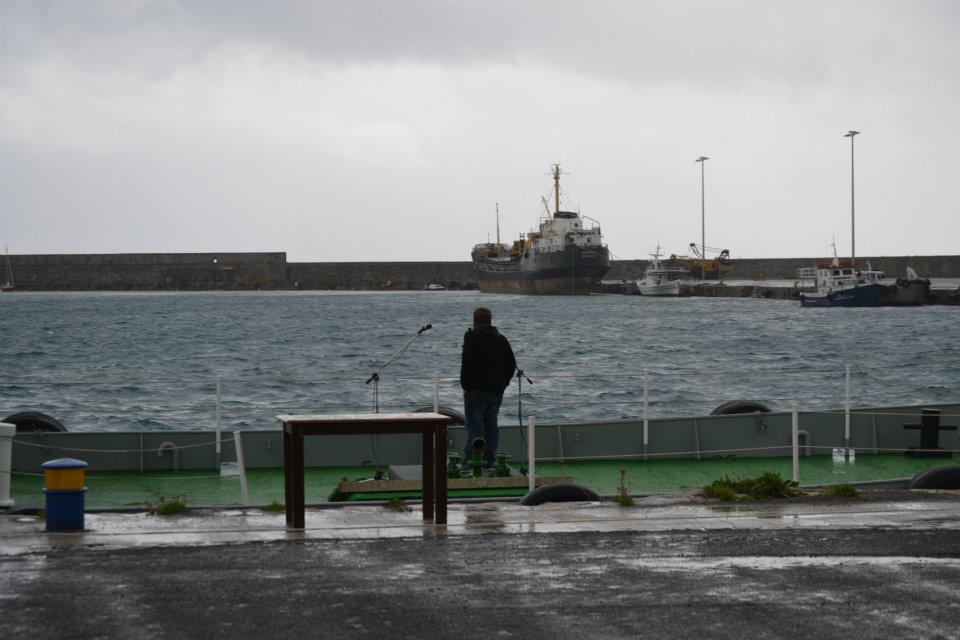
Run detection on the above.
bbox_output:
[1,291,958,431]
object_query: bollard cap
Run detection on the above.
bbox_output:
[41,458,88,470]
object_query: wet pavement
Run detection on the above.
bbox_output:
[1,493,959,639]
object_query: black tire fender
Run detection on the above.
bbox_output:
[906,466,960,490]
[520,482,601,506]
[413,405,465,425]
[710,400,773,416]
[3,411,67,432]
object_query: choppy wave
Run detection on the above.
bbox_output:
[1,291,958,431]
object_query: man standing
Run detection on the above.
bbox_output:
[460,307,517,468]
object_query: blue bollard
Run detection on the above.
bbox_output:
[42,458,88,531]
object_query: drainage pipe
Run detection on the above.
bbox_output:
[797,429,812,457]
[157,441,179,472]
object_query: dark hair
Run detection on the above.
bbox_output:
[473,307,492,326]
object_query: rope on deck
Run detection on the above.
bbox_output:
[0,434,236,454]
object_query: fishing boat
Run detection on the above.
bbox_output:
[1,246,13,292]
[636,244,688,296]
[470,165,610,295]
[798,254,931,307]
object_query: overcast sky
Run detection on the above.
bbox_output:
[2,1,958,262]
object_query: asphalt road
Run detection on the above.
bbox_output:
[2,527,959,640]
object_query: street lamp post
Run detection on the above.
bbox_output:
[844,130,859,265]
[695,156,709,280]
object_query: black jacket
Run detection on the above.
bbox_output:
[459,325,517,392]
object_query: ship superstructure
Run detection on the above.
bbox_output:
[471,165,610,294]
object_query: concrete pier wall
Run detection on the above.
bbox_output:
[7,253,288,291]
[4,252,959,291]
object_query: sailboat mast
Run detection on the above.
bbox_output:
[495,202,500,245]
[552,164,561,214]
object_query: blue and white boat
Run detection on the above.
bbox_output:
[798,258,885,307]
[798,258,930,307]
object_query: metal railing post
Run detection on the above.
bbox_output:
[215,376,223,468]
[527,417,536,493]
[792,406,800,484]
[844,364,851,458]
[234,431,250,506]
[643,370,649,459]
[0,422,15,508]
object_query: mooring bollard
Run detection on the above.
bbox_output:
[0,422,15,508]
[42,458,88,531]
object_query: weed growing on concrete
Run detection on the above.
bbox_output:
[823,483,860,498]
[384,497,410,512]
[148,492,188,516]
[611,467,635,507]
[261,501,285,512]
[703,472,800,501]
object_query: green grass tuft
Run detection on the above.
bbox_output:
[384,497,410,512]
[148,492,188,516]
[823,483,860,498]
[611,467,634,507]
[703,472,800,501]
[260,501,285,513]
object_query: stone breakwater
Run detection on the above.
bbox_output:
[4,252,960,291]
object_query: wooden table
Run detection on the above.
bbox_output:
[276,412,451,528]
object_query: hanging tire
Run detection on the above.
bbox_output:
[413,405,465,425]
[3,411,67,432]
[710,400,772,415]
[520,483,601,506]
[905,466,960,490]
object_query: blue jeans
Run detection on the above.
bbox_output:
[463,389,503,466]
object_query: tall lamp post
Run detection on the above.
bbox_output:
[695,156,709,280]
[844,130,859,266]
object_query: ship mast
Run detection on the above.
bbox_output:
[495,202,500,245]
[552,164,562,214]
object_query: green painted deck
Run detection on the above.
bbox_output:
[8,454,953,509]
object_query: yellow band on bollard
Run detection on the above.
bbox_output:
[45,468,86,491]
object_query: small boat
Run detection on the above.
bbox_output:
[1,246,13,292]
[423,283,446,291]
[798,257,930,307]
[636,244,688,296]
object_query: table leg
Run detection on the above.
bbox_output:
[434,425,448,525]
[283,424,292,526]
[293,428,306,529]
[421,430,434,522]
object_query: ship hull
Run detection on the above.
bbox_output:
[800,283,884,307]
[473,246,610,295]
[800,279,931,308]
[637,281,681,296]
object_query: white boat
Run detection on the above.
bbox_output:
[423,283,445,291]
[636,244,688,296]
